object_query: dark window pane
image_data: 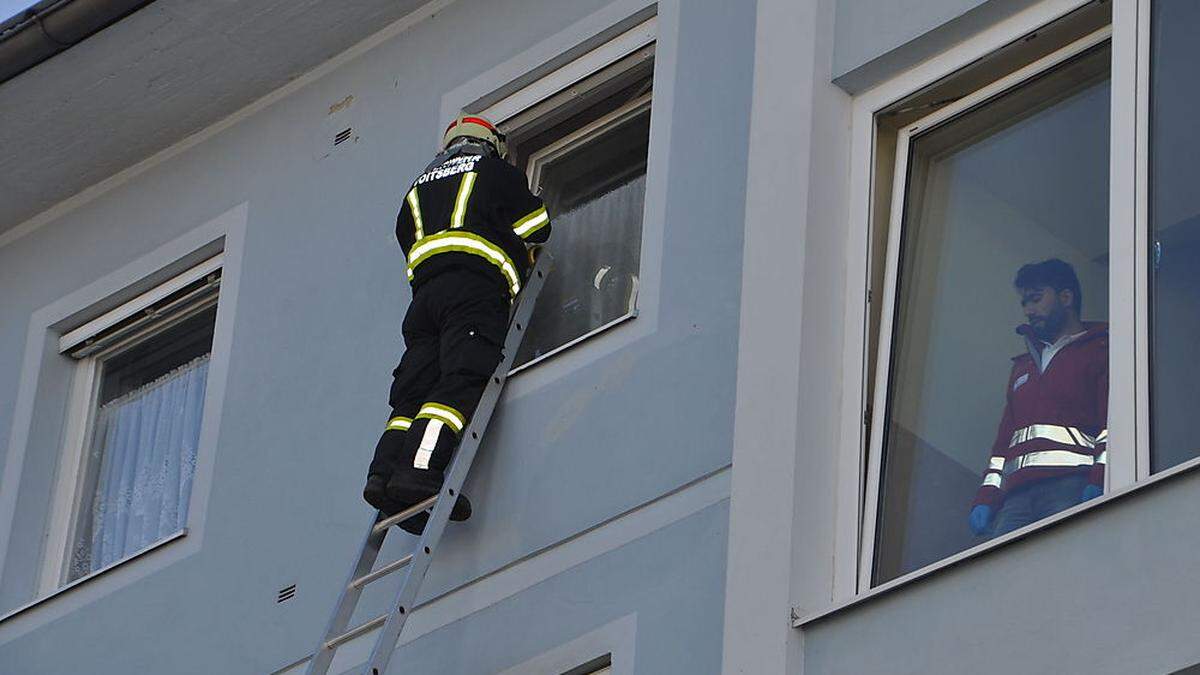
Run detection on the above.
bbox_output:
[514,105,649,366]
[873,46,1111,585]
[1150,2,1200,472]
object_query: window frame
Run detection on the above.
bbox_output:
[857,26,1118,591]
[808,0,1170,625]
[37,253,223,596]
[464,17,656,377]
[507,91,652,375]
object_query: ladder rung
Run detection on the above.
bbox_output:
[324,613,387,651]
[350,554,414,590]
[372,495,438,534]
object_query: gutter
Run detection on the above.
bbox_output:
[0,0,156,85]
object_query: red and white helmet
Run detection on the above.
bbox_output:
[441,114,507,159]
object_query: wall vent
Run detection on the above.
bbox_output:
[333,128,353,146]
[277,584,297,603]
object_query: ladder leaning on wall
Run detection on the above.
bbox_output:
[305,252,553,675]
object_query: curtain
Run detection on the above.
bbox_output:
[516,173,646,364]
[70,355,209,579]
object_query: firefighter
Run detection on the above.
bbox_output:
[968,258,1108,538]
[363,115,550,534]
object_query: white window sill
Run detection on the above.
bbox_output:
[508,310,637,377]
[0,529,187,625]
[794,454,1200,628]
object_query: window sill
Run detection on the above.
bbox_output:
[0,529,187,625]
[794,453,1200,628]
[508,310,637,377]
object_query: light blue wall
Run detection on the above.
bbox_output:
[803,471,1200,674]
[832,0,1041,91]
[384,502,729,675]
[0,0,754,671]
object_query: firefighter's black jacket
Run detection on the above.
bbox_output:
[396,146,550,297]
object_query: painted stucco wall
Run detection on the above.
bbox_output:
[803,472,1200,675]
[832,0,1043,92]
[0,0,754,672]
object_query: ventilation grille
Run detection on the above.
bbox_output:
[333,128,353,146]
[277,584,297,603]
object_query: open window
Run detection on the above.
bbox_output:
[492,34,654,371]
[40,254,221,592]
[862,28,1113,587]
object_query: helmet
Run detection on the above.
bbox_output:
[442,114,507,159]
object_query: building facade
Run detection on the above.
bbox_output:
[1,0,1198,673]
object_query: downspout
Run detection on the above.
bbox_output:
[0,0,156,86]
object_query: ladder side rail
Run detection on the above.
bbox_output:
[361,252,552,675]
[305,510,390,675]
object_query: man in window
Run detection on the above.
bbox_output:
[968,259,1108,538]
[362,115,551,534]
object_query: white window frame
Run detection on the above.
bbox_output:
[37,253,223,596]
[470,17,656,376]
[804,0,1163,625]
[858,26,1118,591]
[508,91,652,375]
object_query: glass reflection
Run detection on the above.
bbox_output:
[873,45,1111,585]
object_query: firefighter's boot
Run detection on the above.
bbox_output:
[386,469,472,535]
[362,474,401,515]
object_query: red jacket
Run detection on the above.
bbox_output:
[972,322,1108,509]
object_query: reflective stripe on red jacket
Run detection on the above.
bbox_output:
[972,322,1108,509]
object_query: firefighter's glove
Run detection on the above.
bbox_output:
[1080,484,1103,502]
[968,505,992,536]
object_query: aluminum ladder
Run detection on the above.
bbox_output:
[305,252,552,675]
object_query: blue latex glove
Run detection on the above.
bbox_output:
[968,504,992,536]
[1080,484,1103,502]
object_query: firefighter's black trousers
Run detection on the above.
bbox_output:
[368,268,510,485]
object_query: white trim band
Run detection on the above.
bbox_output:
[1009,424,1096,449]
[1005,449,1096,473]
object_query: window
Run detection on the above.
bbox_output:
[865,39,1112,586]
[40,255,220,590]
[1149,0,1200,473]
[813,0,1200,622]
[494,42,654,370]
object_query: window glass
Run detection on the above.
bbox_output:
[67,306,216,581]
[872,45,1111,585]
[514,103,648,366]
[1149,2,1200,473]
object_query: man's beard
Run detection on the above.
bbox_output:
[1031,309,1065,341]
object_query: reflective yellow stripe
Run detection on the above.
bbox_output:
[416,402,465,433]
[386,416,412,432]
[982,473,1003,488]
[406,188,424,240]
[451,172,477,229]
[407,231,521,296]
[988,456,1005,472]
[512,206,549,239]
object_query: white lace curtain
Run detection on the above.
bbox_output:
[516,173,645,364]
[70,355,209,579]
